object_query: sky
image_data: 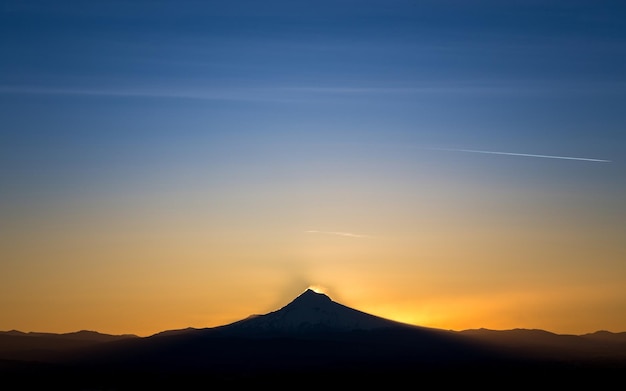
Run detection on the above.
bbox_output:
[1,0,625,337]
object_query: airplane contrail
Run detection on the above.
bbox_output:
[305,230,371,238]
[431,148,611,163]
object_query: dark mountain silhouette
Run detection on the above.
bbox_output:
[0,329,137,362]
[458,327,626,365]
[2,289,625,389]
[212,287,418,333]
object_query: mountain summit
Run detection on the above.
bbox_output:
[219,288,412,334]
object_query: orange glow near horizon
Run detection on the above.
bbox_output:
[3,208,626,338]
[3,271,626,337]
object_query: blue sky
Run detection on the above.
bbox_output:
[1,1,626,335]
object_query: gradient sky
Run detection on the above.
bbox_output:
[2,0,625,336]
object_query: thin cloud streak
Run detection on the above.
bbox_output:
[0,85,293,102]
[305,230,372,239]
[0,84,495,99]
[431,148,611,163]
[5,80,623,102]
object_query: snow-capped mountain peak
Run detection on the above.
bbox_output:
[221,288,410,334]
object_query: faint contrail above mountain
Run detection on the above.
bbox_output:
[305,230,371,238]
[431,148,611,163]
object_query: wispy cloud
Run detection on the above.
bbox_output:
[305,230,372,238]
[431,148,611,163]
[0,85,293,102]
[3,80,625,102]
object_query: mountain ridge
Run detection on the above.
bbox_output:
[1,288,625,388]
[5,289,624,338]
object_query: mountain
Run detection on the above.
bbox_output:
[2,289,625,389]
[458,327,626,364]
[213,288,417,334]
[73,290,499,369]
[0,329,138,362]
[0,330,137,341]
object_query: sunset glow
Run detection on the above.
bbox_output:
[1,1,625,338]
